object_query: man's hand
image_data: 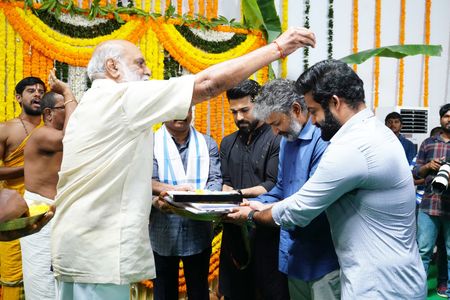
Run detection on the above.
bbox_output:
[0,205,55,241]
[173,185,195,192]
[427,158,444,172]
[0,189,28,222]
[48,69,70,95]
[246,200,270,211]
[152,192,175,214]
[274,27,316,58]
[223,206,253,225]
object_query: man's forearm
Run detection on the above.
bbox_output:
[151,180,173,196]
[253,207,277,227]
[192,27,315,102]
[0,167,24,180]
[241,186,267,198]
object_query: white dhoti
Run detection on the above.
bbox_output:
[20,190,55,300]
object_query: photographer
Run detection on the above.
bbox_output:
[414,103,450,297]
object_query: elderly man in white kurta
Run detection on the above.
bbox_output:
[51,30,317,300]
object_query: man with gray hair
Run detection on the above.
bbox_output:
[248,79,340,299]
[51,28,316,300]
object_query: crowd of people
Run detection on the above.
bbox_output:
[0,24,449,300]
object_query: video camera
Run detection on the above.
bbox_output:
[431,159,450,195]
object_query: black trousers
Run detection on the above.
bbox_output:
[153,247,211,300]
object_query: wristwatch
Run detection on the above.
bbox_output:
[247,210,257,227]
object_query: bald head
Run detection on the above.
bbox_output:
[87,40,149,82]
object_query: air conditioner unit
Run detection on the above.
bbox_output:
[375,106,429,147]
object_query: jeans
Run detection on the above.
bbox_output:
[417,211,450,297]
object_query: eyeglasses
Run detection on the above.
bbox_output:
[51,106,65,110]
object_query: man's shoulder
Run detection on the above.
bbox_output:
[220,131,239,147]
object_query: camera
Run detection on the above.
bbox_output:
[431,160,450,195]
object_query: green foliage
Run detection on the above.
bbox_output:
[36,10,122,38]
[340,44,442,65]
[175,25,247,53]
[242,0,281,42]
[163,51,183,80]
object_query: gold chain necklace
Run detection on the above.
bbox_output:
[19,117,29,136]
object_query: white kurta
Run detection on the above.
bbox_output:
[52,77,194,284]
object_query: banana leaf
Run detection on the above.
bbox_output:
[340,44,442,65]
[242,0,281,42]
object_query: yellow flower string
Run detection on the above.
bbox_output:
[188,0,194,16]
[0,11,8,122]
[100,0,108,7]
[281,0,288,78]
[397,0,405,106]
[352,0,358,72]
[423,0,431,107]
[134,0,142,10]
[154,0,161,13]
[15,31,23,117]
[177,0,182,15]
[198,0,204,17]
[7,25,16,116]
[373,0,381,110]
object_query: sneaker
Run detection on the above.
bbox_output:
[437,283,448,298]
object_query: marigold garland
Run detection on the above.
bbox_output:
[397,0,405,106]
[152,20,264,73]
[373,0,381,109]
[1,11,9,121]
[2,5,146,67]
[352,0,358,72]
[423,0,431,107]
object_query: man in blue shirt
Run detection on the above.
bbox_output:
[385,112,417,164]
[150,107,222,300]
[251,79,340,300]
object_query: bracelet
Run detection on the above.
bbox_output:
[272,40,285,59]
[64,99,77,106]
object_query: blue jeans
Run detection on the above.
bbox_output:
[417,211,450,296]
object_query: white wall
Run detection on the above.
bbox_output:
[217,0,450,126]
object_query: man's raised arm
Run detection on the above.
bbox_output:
[192,27,315,103]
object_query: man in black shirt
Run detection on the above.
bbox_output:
[219,79,288,300]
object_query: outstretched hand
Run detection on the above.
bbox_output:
[0,205,55,242]
[48,69,70,95]
[274,27,316,58]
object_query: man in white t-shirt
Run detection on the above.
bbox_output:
[52,29,316,300]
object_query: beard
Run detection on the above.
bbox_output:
[282,117,303,142]
[442,123,450,134]
[121,63,149,82]
[317,107,342,141]
[22,102,42,116]
[237,119,259,135]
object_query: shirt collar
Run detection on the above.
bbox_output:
[91,78,118,89]
[297,117,315,141]
[330,107,374,143]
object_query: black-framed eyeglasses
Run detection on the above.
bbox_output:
[51,106,65,110]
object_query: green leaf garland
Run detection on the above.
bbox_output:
[328,0,334,59]
[35,10,122,39]
[303,0,310,71]
[174,25,247,54]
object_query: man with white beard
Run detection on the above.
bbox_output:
[250,79,340,300]
[51,31,316,300]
